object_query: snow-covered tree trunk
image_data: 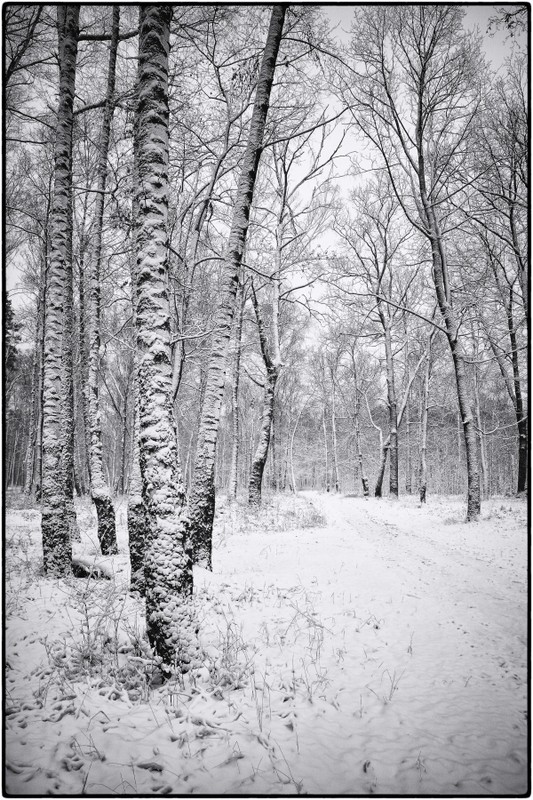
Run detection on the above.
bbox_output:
[354,403,369,497]
[62,168,80,542]
[428,230,480,519]
[248,279,282,505]
[25,261,45,496]
[133,5,198,673]
[41,5,79,576]
[85,7,120,555]
[322,407,330,492]
[418,343,432,504]
[404,334,413,494]
[380,310,398,498]
[229,280,245,501]
[127,382,147,594]
[374,441,389,498]
[506,291,528,496]
[330,373,340,493]
[416,111,481,519]
[188,4,286,565]
[248,384,277,504]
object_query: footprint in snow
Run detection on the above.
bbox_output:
[362,760,378,793]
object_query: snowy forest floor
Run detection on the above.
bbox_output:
[5,489,528,796]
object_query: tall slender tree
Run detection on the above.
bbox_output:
[41,5,79,575]
[133,5,198,672]
[188,4,286,567]
[85,7,120,555]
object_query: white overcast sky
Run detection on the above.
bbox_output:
[325,3,525,70]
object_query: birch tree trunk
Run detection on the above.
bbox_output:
[41,5,79,576]
[374,441,389,498]
[380,312,399,498]
[25,260,45,496]
[414,84,481,519]
[133,5,198,672]
[418,338,433,503]
[62,56,80,542]
[404,334,412,494]
[330,370,340,493]
[86,7,120,555]
[507,290,528,495]
[289,405,305,493]
[127,381,147,594]
[248,278,282,505]
[350,352,369,496]
[188,5,286,565]
[229,280,245,501]
[354,401,369,497]
[322,407,330,492]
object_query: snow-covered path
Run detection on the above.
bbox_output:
[5,492,528,795]
[293,492,528,795]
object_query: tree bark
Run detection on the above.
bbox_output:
[41,5,79,576]
[374,442,389,498]
[418,335,434,503]
[507,290,528,495]
[415,85,481,519]
[86,6,120,555]
[24,259,45,497]
[133,5,198,673]
[229,279,245,500]
[322,407,330,492]
[248,279,282,505]
[354,402,369,497]
[330,372,340,493]
[188,4,286,564]
[127,380,147,594]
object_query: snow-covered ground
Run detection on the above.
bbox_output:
[5,490,528,796]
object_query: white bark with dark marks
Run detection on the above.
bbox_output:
[188,5,286,566]
[86,7,120,555]
[133,5,198,673]
[41,5,79,576]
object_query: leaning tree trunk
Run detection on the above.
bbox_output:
[86,7,120,555]
[248,279,282,505]
[41,5,79,576]
[248,381,277,505]
[188,4,286,566]
[133,5,198,673]
[374,441,389,498]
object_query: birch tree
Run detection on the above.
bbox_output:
[188,5,286,567]
[248,279,282,504]
[84,7,120,555]
[41,5,79,576]
[133,5,198,672]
